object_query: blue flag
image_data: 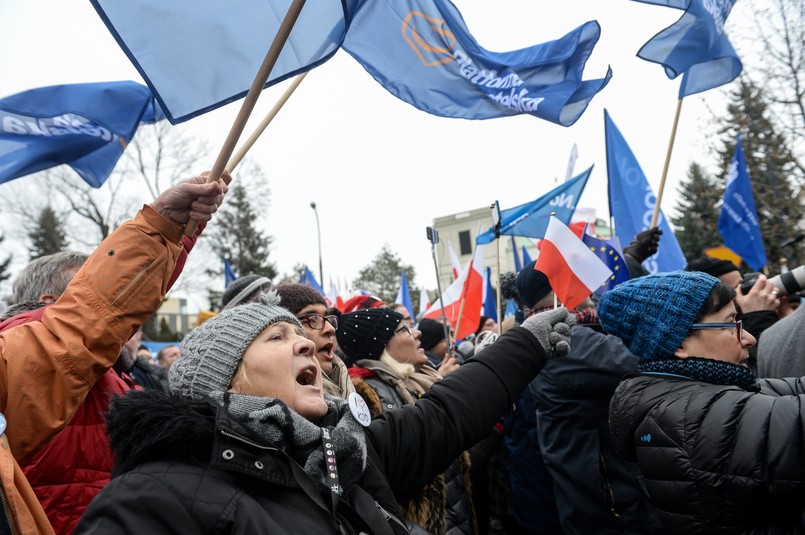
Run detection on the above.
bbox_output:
[91,0,349,124]
[521,245,533,266]
[0,81,161,187]
[718,135,767,271]
[511,237,522,273]
[343,2,611,126]
[223,258,238,288]
[394,271,415,321]
[580,232,630,295]
[604,110,687,272]
[483,267,497,322]
[503,298,516,319]
[476,166,592,244]
[301,266,325,295]
[634,0,741,97]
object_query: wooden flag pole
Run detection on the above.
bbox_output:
[649,97,684,228]
[226,72,309,173]
[184,0,307,236]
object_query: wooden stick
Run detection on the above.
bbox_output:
[184,0,307,236]
[226,72,308,173]
[650,97,683,228]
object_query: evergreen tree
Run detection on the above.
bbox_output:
[716,79,804,272]
[204,181,277,282]
[353,244,417,304]
[28,206,68,260]
[671,163,722,261]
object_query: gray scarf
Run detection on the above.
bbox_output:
[209,391,368,495]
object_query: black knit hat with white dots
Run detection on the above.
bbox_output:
[336,308,403,361]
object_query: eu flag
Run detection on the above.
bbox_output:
[634,0,741,97]
[717,135,767,271]
[604,110,687,272]
[580,232,630,295]
[0,81,161,187]
[343,1,611,126]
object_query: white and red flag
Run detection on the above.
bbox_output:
[447,241,463,281]
[424,243,485,341]
[534,217,611,310]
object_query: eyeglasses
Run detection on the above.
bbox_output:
[689,320,743,342]
[394,324,412,337]
[299,314,338,330]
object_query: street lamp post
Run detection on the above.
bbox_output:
[310,202,324,286]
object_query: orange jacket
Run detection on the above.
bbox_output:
[0,205,182,534]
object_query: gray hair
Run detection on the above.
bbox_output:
[9,251,88,305]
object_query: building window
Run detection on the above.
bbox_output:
[459,230,472,256]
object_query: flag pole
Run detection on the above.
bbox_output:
[649,97,683,228]
[185,0,307,236]
[226,72,308,173]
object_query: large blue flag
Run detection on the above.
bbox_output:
[482,267,497,322]
[394,271,415,322]
[343,3,611,126]
[476,166,592,244]
[634,0,741,97]
[718,135,767,271]
[604,110,687,272]
[0,81,161,187]
[301,266,325,295]
[580,231,630,295]
[91,0,350,124]
[223,258,238,288]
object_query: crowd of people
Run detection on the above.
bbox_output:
[1,174,804,534]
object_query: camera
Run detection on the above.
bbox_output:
[426,226,440,244]
[740,265,805,296]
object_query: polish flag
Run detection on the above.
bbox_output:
[424,243,484,341]
[535,217,612,310]
[325,280,344,311]
[447,241,463,280]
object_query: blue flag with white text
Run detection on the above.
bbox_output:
[394,271,415,322]
[604,110,687,272]
[0,81,161,187]
[634,0,741,97]
[476,167,592,244]
[223,258,238,288]
[718,135,767,271]
[343,2,611,126]
[483,267,497,322]
[580,231,630,295]
[301,267,325,295]
[91,0,350,124]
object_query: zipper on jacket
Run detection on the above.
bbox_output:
[599,451,621,520]
[219,429,279,452]
[0,485,16,535]
[111,257,158,306]
[375,501,410,534]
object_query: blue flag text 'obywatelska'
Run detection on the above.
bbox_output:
[0,81,161,188]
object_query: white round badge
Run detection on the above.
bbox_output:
[348,393,371,427]
[0,413,7,435]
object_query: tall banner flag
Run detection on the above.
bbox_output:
[482,266,497,322]
[91,0,348,124]
[535,217,612,310]
[476,166,592,244]
[301,266,325,295]
[223,258,238,288]
[447,241,463,280]
[344,4,610,126]
[423,243,485,341]
[604,110,687,272]
[634,0,741,97]
[580,228,630,295]
[0,81,162,187]
[717,135,767,271]
[511,236,522,273]
[394,271,416,322]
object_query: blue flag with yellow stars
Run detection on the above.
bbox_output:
[580,231,630,295]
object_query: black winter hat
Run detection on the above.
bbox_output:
[515,261,552,309]
[336,308,403,360]
[221,274,272,310]
[418,318,447,350]
[684,257,739,278]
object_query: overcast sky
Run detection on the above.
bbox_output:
[0,0,748,303]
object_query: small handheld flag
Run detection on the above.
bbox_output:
[580,229,630,295]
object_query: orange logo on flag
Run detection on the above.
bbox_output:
[401,11,456,67]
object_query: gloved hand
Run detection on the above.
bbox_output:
[520,307,576,358]
[623,227,662,262]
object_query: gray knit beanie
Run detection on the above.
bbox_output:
[170,291,302,400]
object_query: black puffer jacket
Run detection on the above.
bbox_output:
[609,372,805,534]
[76,327,546,534]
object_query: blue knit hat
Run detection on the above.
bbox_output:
[598,271,719,360]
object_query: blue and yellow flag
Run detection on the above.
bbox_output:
[580,231,630,295]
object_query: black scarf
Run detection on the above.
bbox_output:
[638,356,760,391]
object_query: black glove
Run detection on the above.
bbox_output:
[623,227,662,263]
